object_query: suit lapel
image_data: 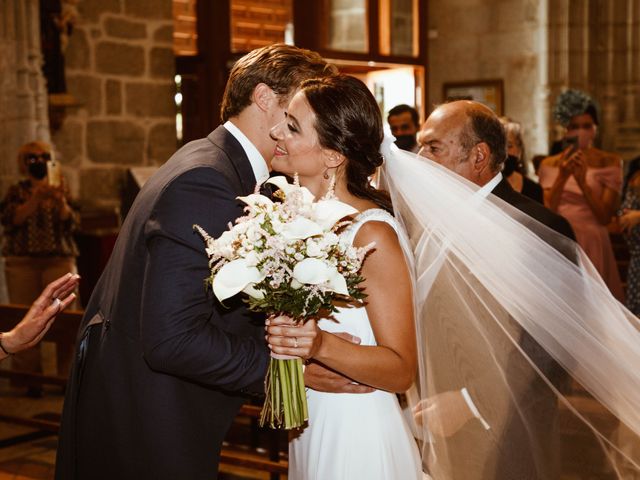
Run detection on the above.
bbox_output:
[490,178,515,204]
[207,126,257,196]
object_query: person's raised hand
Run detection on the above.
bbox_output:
[0,273,79,355]
[619,209,640,233]
[558,145,579,179]
[570,150,588,187]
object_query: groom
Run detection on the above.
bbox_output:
[416,100,575,480]
[55,44,337,480]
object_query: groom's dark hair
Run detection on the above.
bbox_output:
[220,44,336,122]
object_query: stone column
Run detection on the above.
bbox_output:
[547,0,640,158]
[0,0,51,303]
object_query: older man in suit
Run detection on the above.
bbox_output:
[55,44,340,480]
[415,100,575,480]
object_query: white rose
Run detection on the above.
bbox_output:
[305,238,323,258]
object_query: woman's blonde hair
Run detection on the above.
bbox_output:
[17,141,53,175]
[499,117,526,161]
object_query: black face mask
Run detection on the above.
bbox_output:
[394,135,417,152]
[27,161,48,180]
[502,155,522,177]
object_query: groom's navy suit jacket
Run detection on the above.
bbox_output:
[56,126,269,480]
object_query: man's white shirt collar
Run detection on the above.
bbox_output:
[477,172,503,198]
[223,120,270,185]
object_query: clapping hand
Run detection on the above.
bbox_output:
[558,146,588,187]
[569,151,588,186]
[619,209,640,233]
[558,146,577,178]
[0,273,79,357]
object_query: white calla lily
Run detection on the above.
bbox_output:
[292,258,332,285]
[281,217,324,240]
[292,258,350,295]
[313,199,358,230]
[327,269,350,296]
[264,175,291,192]
[266,176,315,203]
[213,258,265,302]
[237,193,273,208]
[242,283,265,299]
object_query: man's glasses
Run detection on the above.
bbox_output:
[24,152,51,162]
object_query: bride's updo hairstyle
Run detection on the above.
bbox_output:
[300,75,393,213]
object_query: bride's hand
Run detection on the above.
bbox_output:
[266,315,323,360]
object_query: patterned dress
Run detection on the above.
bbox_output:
[621,188,640,314]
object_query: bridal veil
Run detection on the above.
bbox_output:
[380,141,640,479]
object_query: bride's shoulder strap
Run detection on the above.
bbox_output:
[343,208,399,245]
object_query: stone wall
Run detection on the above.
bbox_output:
[53,0,176,210]
[427,0,550,160]
[427,0,640,163]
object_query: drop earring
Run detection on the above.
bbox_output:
[323,169,330,180]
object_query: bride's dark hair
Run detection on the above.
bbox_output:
[300,75,393,213]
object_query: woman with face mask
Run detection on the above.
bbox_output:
[538,90,624,300]
[499,117,544,203]
[0,141,80,396]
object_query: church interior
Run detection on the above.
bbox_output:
[1,0,639,478]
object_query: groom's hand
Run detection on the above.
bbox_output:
[304,332,375,394]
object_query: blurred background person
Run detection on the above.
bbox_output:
[538,90,624,300]
[499,117,543,203]
[0,141,80,396]
[1,273,79,362]
[388,104,420,153]
[618,156,640,315]
[531,154,547,177]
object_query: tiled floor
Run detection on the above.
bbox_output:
[0,378,283,480]
[0,370,626,480]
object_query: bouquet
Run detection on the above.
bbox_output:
[194,176,373,429]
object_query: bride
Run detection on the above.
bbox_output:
[267,74,422,479]
[266,74,640,479]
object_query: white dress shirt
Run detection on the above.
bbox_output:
[477,171,503,197]
[223,120,270,185]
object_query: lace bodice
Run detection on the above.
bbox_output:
[342,208,400,245]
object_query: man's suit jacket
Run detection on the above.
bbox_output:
[425,178,576,480]
[490,178,576,480]
[56,126,270,480]
[491,177,575,244]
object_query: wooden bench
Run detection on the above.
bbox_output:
[0,304,288,478]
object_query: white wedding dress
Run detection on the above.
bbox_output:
[288,209,423,480]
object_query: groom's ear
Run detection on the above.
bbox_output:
[252,83,277,112]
